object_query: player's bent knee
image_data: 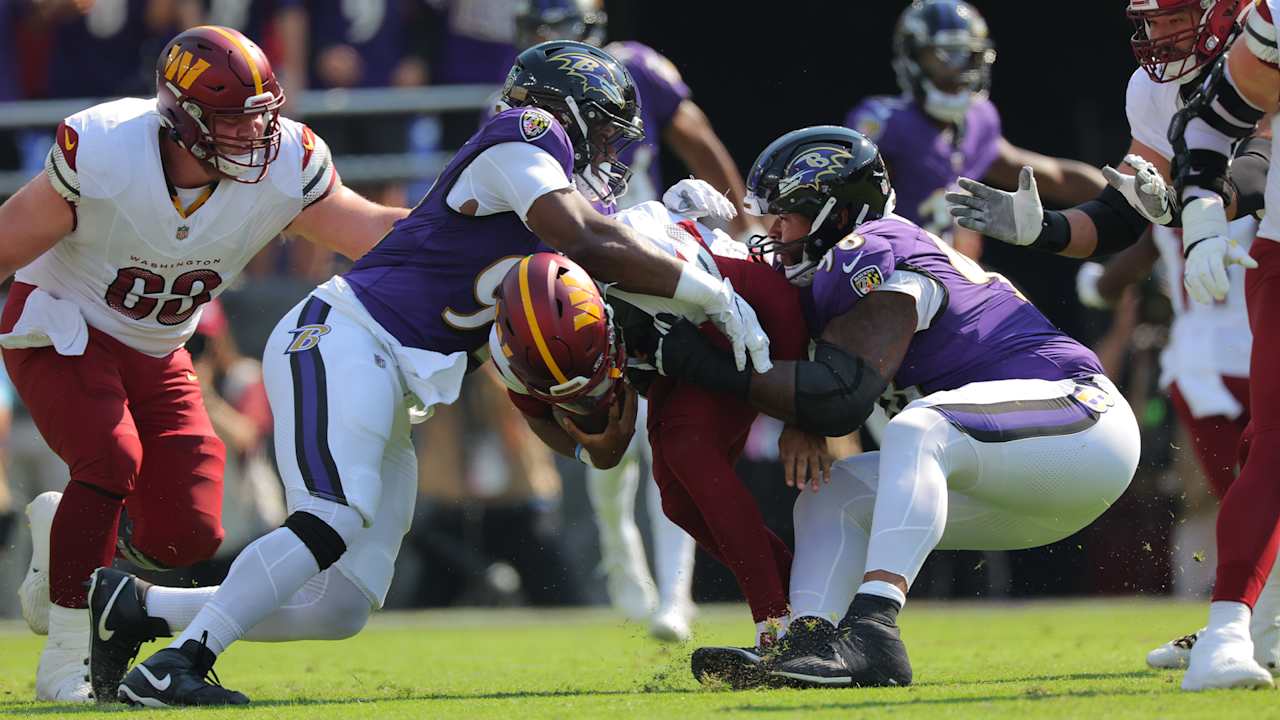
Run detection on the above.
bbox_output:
[284,511,350,571]
[74,429,145,495]
[880,407,950,457]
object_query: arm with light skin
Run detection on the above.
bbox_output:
[0,174,75,281]
[1049,138,1169,259]
[284,180,408,260]
[662,100,761,239]
[983,138,1106,207]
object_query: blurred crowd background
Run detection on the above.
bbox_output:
[0,0,1214,617]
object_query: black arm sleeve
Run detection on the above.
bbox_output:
[1076,184,1153,257]
[793,341,888,437]
[1231,136,1270,221]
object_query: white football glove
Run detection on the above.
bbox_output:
[945,166,1045,246]
[1181,194,1256,305]
[663,178,737,225]
[707,278,772,373]
[1102,154,1174,225]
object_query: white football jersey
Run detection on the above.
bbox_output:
[1125,68,1253,385]
[26,97,336,356]
[1249,0,1280,241]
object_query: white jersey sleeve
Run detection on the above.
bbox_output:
[446,142,573,221]
[44,122,82,205]
[299,125,338,208]
[876,270,945,332]
[1125,68,1176,160]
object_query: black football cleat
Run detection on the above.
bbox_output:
[118,633,248,707]
[770,596,912,688]
[691,645,767,689]
[88,567,171,703]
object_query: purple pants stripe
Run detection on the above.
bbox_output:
[931,388,1100,444]
[288,297,346,505]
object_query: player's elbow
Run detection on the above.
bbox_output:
[792,343,888,437]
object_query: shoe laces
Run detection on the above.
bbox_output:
[195,631,225,688]
[1172,632,1199,650]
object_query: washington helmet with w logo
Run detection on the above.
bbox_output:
[745,126,894,286]
[490,253,626,418]
[502,40,644,203]
[155,26,286,183]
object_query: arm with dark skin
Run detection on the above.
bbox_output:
[1095,229,1161,306]
[514,384,638,470]
[526,188,691,297]
[742,292,917,424]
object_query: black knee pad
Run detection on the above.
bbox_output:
[284,511,348,571]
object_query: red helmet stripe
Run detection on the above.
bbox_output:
[202,26,264,96]
[517,256,570,385]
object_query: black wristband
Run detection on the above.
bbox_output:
[1029,210,1071,254]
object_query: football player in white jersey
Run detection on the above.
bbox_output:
[1157,0,1280,692]
[0,25,407,702]
[947,0,1280,691]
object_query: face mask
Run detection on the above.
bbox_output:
[921,80,975,124]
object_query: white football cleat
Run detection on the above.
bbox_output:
[1146,629,1201,670]
[35,604,93,702]
[650,600,695,643]
[1250,556,1280,675]
[20,491,61,636]
[1182,624,1274,691]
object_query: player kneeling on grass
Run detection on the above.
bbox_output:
[654,126,1143,688]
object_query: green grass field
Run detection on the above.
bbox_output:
[0,599,1274,718]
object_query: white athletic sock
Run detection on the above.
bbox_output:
[171,527,321,655]
[857,580,907,609]
[1208,600,1253,641]
[146,586,216,632]
[645,476,694,608]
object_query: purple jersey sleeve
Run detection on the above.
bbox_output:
[488,108,576,179]
[607,41,690,129]
[966,97,1003,180]
[808,230,898,321]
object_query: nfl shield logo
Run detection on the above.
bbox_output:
[176,225,190,241]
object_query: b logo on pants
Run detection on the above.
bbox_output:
[286,324,330,354]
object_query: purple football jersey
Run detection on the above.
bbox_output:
[307,0,414,88]
[804,215,1103,396]
[343,107,573,354]
[605,41,691,202]
[49,0,177,98]
[845,96,1001,238]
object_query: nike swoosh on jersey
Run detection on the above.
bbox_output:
[137,665,172,692]
[97,579,130,642]
[841,251,866,273]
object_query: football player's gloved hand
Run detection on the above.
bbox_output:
[653,313,751,398]
[703,277,772,373]
[1102,154,1175,225]
[1182,194,1256,304]
[663,178,737,225]
[945,166,1044,246]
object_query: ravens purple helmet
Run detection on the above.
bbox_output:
[892,0,996,124]
[502,40,643,203]
[745,126,893,286]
